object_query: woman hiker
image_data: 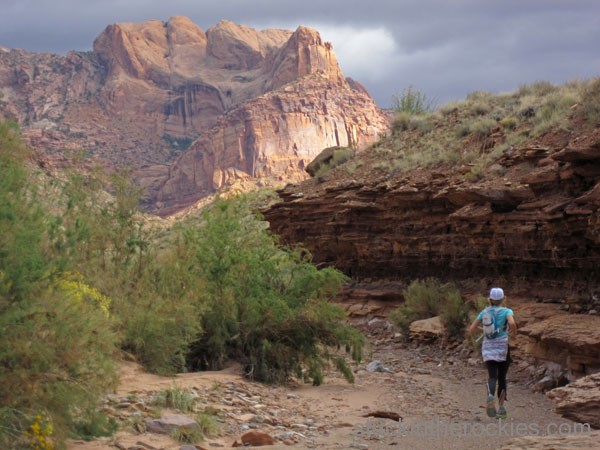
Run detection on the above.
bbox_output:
[467,287,517,419]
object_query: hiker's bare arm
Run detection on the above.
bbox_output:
[466,318,481,336]
[507,314,517,334]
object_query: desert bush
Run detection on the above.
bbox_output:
[114,258,203,375]
[389,278,469,340]
[344,160,361,175]
[53,166,204,376]
[440,290,470,339]
[313,147,355,177]
[531,91,577,136]
[182,196,364,384]
[456,122,472,138]
[500,116,518,130]
[469,101,492,116]
[393,112,434,134]
[517,80,557,97]
[330,147,354,166]
[196,412,220,438]
[392,85,435,115]
[438,101,461,116]
[469,117,497,140]
[71,409,118,441]
[412,116,435,133]
[579,77,600,125]
[152,388,196,413]
[456,117,496,140]
[170,426,204,444]
[393,111,412,132]
[0,121,118,448]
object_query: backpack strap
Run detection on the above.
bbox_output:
[494,306,508,334]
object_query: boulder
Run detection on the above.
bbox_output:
[305,146,342,176]
[145,414,200,435]
[409,316,445,342]
[233,430,276,446]
[546,373,600,429]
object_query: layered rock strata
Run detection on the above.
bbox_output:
[264,131,600,302]
[510,301,600,386]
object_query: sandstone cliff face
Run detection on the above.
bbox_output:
[153,75,387,214]
[0,17,389,212]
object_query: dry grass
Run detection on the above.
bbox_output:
[352,78,598,182]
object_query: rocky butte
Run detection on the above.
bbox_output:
[0,16,389,214]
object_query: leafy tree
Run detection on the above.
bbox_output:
[184,196,364,384]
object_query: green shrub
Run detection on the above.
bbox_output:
[500,116,518,130]
[440,290,470,339]
[469,101,491,116]
[152,388,196,413]
[71,409,118,441]
[170,426,204,444]
[393,111,412,131]
[331,147,354,166]
[469,117,497,139]
[196,412,219,438]
[517,80,556,97]
[314,147,355,177]
[344,160,361,175]
[389,279,469,340]
[182,196,364,384]
[456,122,472,138]
[392,86,435,115]
[116,277,202,375]
[579,77,600,125]
[531,91,577,136]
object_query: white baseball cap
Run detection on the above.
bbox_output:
[489,287,504,301]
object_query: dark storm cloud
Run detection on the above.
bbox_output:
[1,0,599,107]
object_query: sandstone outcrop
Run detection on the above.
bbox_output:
[264,129,600,304]
[516,302,600,382]
[546,373,600,429]
[0,17,389,213]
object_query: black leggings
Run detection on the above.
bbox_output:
[485,357,510,401]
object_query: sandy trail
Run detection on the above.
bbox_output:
[67,332,596,450]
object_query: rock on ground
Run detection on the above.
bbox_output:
[546,373,600,429]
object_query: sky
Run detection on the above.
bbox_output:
[1,0,600,108]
